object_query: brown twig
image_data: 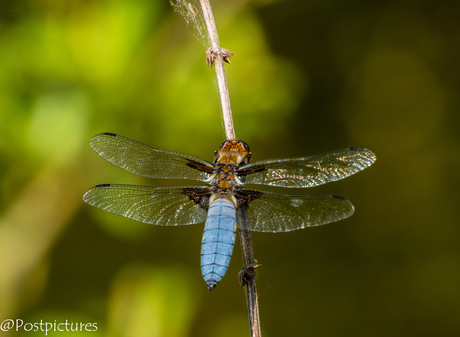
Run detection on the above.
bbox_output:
[198,1,261,336]
[237,206,262,337]
[199,0,235,141]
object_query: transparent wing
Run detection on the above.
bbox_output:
[239,147,376,188]
[89,133,215,181]
[83,184,208,226]
[239,188,354,232]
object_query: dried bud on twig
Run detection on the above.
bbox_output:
[206,47,234,67]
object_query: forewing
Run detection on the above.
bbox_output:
[239,188,354,232]
[89,133,215,181]
[83,184,208,226]
[240,147,376,188]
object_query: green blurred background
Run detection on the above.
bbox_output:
[1,0,459,336]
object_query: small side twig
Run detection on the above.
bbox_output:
[199,0,235,141]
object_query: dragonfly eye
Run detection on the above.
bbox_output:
[218,140,230,151]
[237,141,250,152]
[217,140,251,165]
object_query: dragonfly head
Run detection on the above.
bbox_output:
[217,140,251,165]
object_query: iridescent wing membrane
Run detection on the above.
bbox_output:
[238,188,354,232]
[233,147,376,232]
[238,148,376,188]
[84,133,214,225]
[83,133,376,231]
[83,184,208,226]
[89,133,215,181]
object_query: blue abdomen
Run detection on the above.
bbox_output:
[201,198,237,290]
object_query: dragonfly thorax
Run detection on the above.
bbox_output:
[208,165,240,207]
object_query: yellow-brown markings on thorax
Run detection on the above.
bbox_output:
[210,140,251,206]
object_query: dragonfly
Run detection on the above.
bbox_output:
[83,133,376,290]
